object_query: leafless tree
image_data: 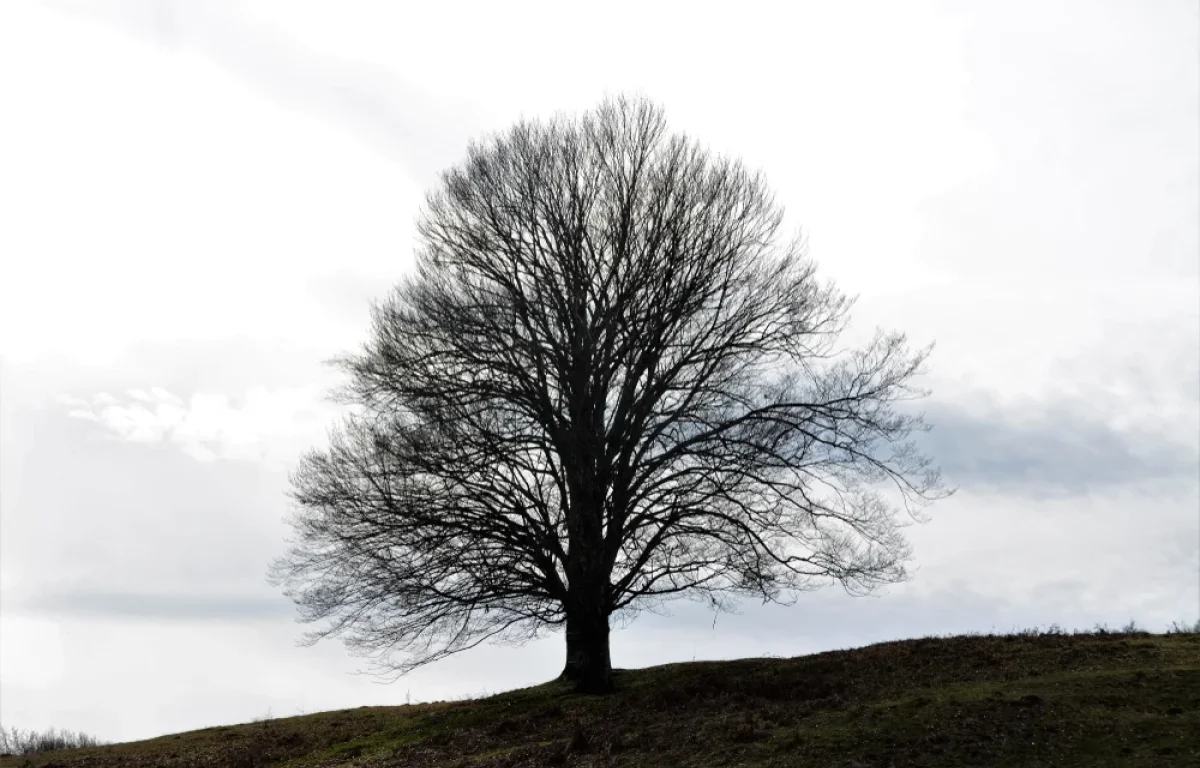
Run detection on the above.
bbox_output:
[269,96,952,694]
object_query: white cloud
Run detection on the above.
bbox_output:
[150,387,182,404]
[60,386,340,467]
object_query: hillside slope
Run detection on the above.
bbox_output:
[4,629,1197,767]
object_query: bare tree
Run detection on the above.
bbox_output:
[269,96,952,694]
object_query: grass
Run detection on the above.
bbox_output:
[3,624,1197,767]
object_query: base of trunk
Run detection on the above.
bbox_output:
[559,663,613,694]
[560,615,613,694]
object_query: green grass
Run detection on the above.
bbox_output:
[4,627,1197,767]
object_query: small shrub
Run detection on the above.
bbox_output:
[0,724,106,755]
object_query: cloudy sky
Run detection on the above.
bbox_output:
[1,0,1197,744]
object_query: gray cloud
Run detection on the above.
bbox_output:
[625,583,1107,648]
[917,396,1199,498]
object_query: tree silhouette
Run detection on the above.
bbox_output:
[269,96,952,694]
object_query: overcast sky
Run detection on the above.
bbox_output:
[1,0,1197,744]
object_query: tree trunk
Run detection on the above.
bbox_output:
[560,612,613,693]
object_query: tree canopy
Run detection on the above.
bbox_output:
[269,96,951,693]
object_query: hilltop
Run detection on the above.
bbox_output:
[3,628,1197,767]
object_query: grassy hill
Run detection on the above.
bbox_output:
[4,628,1197,767]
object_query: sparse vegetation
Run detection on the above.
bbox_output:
[0,725,105,757]
[2,623,1197,767]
